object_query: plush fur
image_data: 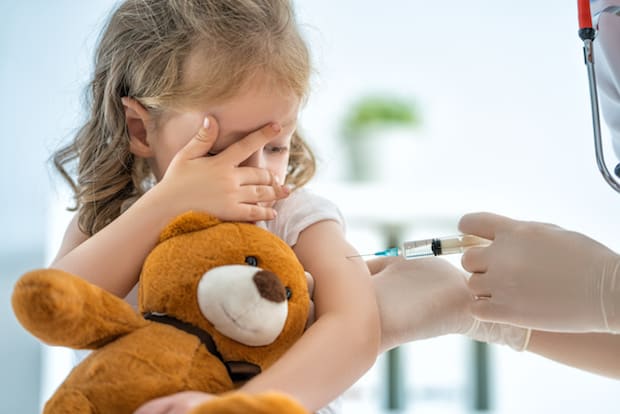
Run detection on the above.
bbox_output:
[12,212,310,414]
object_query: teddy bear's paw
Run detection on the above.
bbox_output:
[189,391,309,414]
[44,388,96,414]
[12,270,87,344]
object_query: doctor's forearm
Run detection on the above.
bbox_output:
[526,330,620,379]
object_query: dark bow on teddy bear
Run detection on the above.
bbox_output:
[143,312,261,382]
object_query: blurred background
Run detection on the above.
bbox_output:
[2,0,619,413]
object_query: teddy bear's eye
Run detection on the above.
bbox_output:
[245,256,258,267]
[285,287,292,300]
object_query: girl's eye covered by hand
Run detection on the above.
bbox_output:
[264,144,290,154]
[205,118,296,158]
[207,144,289,157]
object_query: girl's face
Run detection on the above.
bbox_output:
[147,85,300,185]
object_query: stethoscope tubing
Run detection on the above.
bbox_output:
[577,0,620,193]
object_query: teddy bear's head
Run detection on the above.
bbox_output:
[138,211,309,372]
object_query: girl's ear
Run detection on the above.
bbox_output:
[122,97,154,157]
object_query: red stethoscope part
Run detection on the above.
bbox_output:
[578,0,593,29]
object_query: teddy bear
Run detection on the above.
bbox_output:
[12,211,311,414]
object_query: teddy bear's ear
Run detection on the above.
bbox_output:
[158,211,221,243]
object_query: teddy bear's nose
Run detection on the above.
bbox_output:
[253,270,286,303]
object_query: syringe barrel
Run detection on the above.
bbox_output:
[402,235,489,259]
[402,238,435,258]
[438,234,488,254]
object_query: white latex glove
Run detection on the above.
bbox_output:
[370,256,531,353]
[459,212,620,333]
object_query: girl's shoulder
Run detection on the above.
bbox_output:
[279,187,339,211]
[260,188,345,247]
[51,213,89,265]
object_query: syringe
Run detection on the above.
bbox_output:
[349,234,490,260]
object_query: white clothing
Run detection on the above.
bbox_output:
[255,188,345,246]
[592,0,620,158]
[591,0,620,15]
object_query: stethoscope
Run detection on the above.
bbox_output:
[577,0,620,193]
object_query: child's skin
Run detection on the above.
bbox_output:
[53,73,380,413]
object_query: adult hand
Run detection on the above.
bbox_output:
[460,212,620,333]
[157,116,289,222]
[370,256,530,353]
[134,391,214,414]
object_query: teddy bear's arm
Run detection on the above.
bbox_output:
[190,392,309,414]
[12,268,148,349]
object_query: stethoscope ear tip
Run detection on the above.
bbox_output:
[615,163,620,178]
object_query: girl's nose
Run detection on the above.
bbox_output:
[240,150,265,168]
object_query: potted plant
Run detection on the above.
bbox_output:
[341,94,421,182]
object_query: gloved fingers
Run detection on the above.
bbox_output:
[458,211,517,241]
[470,299,512,324]
[366,256,403,275]
[461,245,489,273]
[467,272,492,299]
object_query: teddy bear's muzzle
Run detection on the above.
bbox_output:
[197,265,289,346]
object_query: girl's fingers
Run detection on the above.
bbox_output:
[176,116,220,160]
[270,173,290,200]
[220,122,282,165]
[238,184,289,203]
[237,169,290,198]
[237,167,275,186]
[237,203,277,222]
[305,271,315,298]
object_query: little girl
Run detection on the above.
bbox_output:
[50,0,380,413]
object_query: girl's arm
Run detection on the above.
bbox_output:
[526,330,620,379]
[51,118,285,297]
[240,219,381,411]
[51,188,184,296]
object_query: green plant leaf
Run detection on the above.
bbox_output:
[342,95,420,138]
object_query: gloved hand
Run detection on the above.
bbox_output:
[459,212,620,333]
[370,256,531,353]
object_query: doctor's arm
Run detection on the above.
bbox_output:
[371,256,620,379]
[526,330,620,379]
[459,212,620,334]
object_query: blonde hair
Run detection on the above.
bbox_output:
[53,0,315,236]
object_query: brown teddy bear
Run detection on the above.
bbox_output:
[12,211,310,414]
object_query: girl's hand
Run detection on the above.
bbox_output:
[304,271,316,330]
[133,391,214,414]
[156,116,289,222]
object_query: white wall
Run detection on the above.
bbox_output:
[2,0,619,412]
[0,1,124,411]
